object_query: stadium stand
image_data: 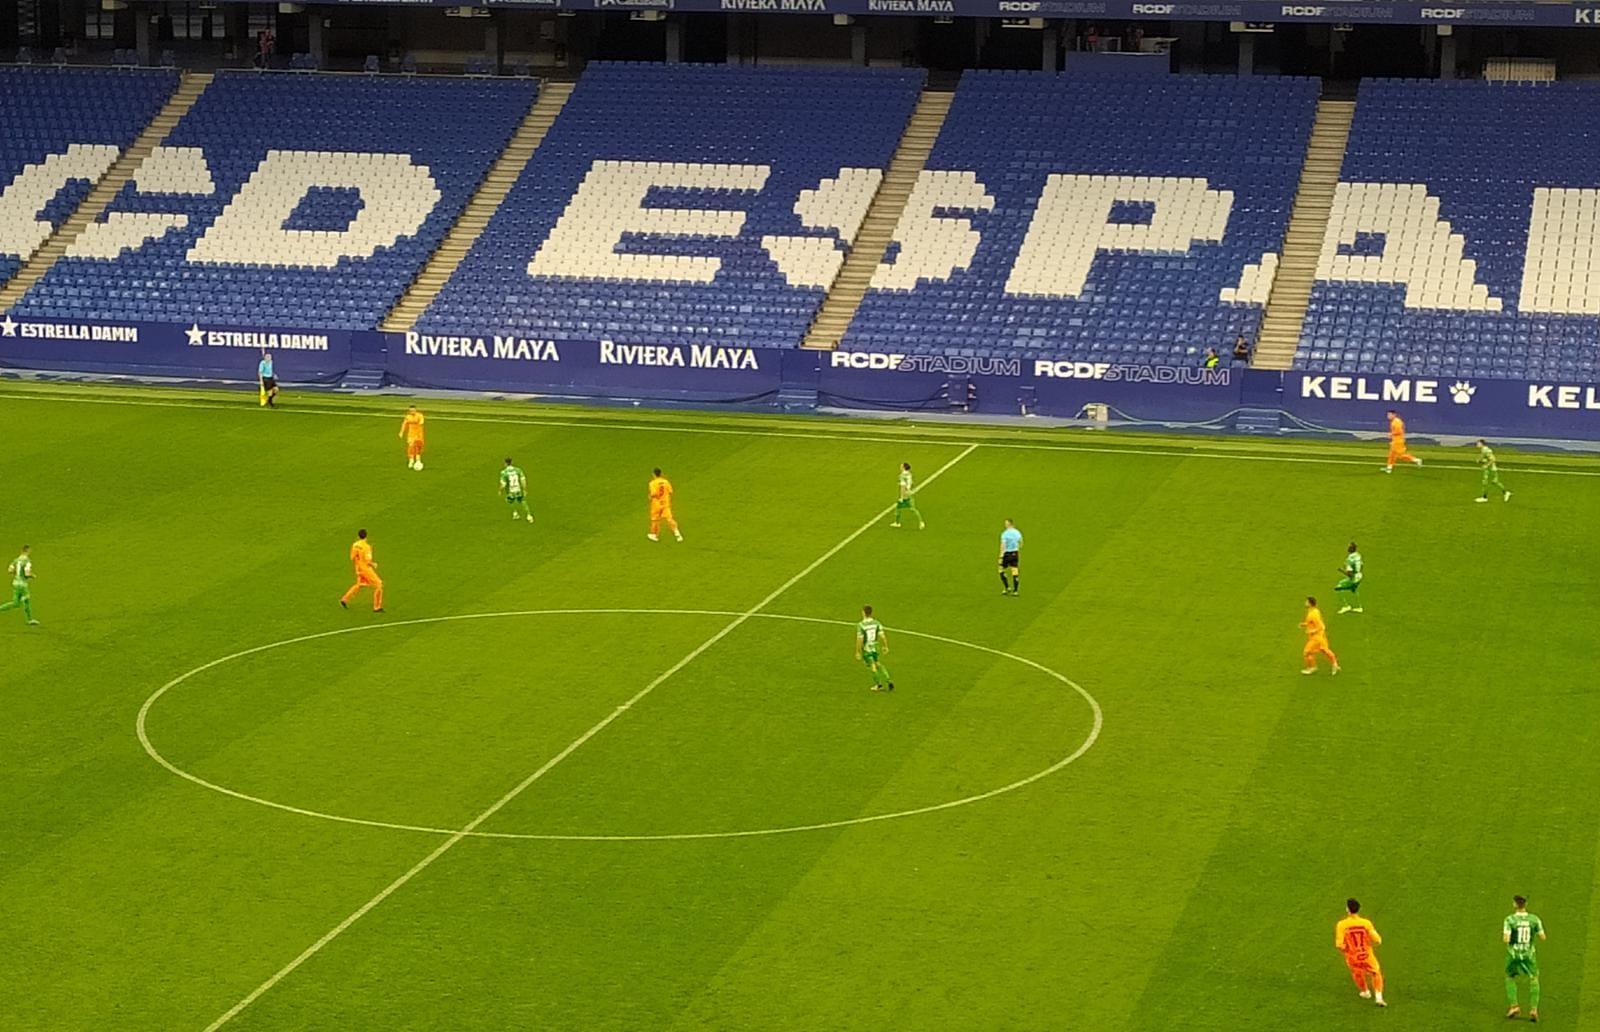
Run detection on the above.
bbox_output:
[0,66,177,291]
[415,62,924,347]
[1296,79,1600,382]
[841,71,1320,364]
[12,71,538,330]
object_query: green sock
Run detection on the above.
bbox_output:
[1507,978,1520,1007]
[0,601,14,614]
[22,598,32,620]
[1530,977,1540,1009]
[876,664,891,685]
[908,504,922,526]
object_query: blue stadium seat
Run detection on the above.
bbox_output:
[416,62,925,348]
[15,71,538,331]
[0,67,177,290]
[844,70,1318,364]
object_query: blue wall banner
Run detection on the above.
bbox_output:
[0,316,354,382]
[169,0,1600,27]
[819,351,1241,421]
[6,317,1600,442]
[1282,371,1600,440]
[388,332,786,401]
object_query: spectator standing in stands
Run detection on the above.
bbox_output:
[1233,334,1253,364]
[255,30,275,69]
[1203,348,1221,369]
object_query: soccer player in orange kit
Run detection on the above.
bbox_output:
[340,529,384,612]
[1301,596,1339,675]
[399,407,426,471]
[647,467,682,543]
[1335,898,1386,1007]
[1383,409,1422,473]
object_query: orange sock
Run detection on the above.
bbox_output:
[341,583,361,604]
[1350,969,1368,992]
[1372,972,1384,994]
[372,581,384,611]
[650,518,659,535]
[1323,647,1340,665]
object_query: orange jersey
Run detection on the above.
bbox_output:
[1302,606,1326,639]
[401,411,425,443]
[1388,415,1406,443]
[350,538,375,572]
[648,476,673,507]
[1335,915,1382,963]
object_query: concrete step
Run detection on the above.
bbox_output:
[379,81,575,333]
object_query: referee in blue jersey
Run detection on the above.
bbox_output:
[258,351,278,408]
[999,518,1022,596]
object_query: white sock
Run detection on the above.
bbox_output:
[1375,992,1384,1004]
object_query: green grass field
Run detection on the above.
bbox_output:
[3,381,1600,1031]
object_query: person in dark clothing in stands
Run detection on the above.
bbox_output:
[1233,334,1253,364]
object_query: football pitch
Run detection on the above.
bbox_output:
[4,381,1600,1031]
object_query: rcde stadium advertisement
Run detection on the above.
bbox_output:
[6,316,1600,440]
[136,0,1600,26]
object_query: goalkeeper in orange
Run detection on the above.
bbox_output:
[1382,408,1422,473]
[399,407,425,471]
[647,467,683,543]
[1335,898,1386,1007]
[1301,596,1339,675]
[339,529,384,612]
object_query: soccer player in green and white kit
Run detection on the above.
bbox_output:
[890,462,925,530]
[855,605,894,692]
[1476,439,1512,503]
[1504,895,1546,1021]
[1335,541,1364,614]
[500,458,533,522]
[0,545,40,625]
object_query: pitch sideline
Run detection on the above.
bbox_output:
[7,383,1600,478]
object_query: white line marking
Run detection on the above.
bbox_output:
[200,442,979,1030]
[138,609,1102,842]
[7,384,1600,477]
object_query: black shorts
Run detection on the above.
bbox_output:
[1001,551,1020,570]
[261,376,277,391]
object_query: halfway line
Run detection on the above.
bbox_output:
[200,441,981,1031]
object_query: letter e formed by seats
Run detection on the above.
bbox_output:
[1004,174,1232,298]
[187,151,441,268]
[529,160,771,284]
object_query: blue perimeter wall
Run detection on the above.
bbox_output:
[4,316,1600,440]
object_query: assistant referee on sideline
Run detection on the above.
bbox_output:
[258,351,279,408]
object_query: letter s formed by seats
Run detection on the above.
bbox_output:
[871,170,994,291]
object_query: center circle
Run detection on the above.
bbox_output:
[137,609,1102,842]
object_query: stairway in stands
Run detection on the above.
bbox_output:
[0,72,213,313]
[801,88,954,350]
[1252,97,1356,371]
[379,81,575,333]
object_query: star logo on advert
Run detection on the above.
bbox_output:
[186,323,205,347]
[0,315,16,337]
